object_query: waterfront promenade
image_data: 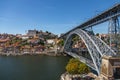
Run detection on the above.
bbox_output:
[0,49,64,56]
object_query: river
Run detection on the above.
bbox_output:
[0,55,70,80]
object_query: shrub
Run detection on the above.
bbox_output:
[66,61,79,74]
[66,58,90,74]
[78,63,90,74]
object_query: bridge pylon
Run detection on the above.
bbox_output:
[108,17,120,54]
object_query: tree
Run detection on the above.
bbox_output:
[66,62,79,74]
[96,33,99,36]
[68,58,81,64]
[66,58,90,74]
[72,35,79,42]
[57,39,64,47]
[46,31,49,33]
[38,40,45,46]
[78,63,90,74]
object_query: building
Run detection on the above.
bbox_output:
[27,29,38,37]
[21,35,29,40]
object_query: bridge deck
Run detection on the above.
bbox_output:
[61,4,120,38]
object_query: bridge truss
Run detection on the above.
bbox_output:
[64,29,116,74]
[62,4,120,75]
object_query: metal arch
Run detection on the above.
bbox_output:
[91,35,116,56]
[80,29,102,56]
[63,29,102,74]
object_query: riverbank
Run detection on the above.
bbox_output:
[60,72,97,80]
[0,51,67,56]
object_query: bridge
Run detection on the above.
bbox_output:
[61,4,120,75]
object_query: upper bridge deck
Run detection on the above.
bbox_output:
[60,4,120,38]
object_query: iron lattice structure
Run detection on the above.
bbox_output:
[108,17,120,53]
[63,29,116,74]
[60,4,120,39]
[61,4,120,75]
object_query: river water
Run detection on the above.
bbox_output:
[0,55,70,80]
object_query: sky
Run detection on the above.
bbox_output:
[0,0,120,35]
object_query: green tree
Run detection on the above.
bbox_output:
[38,40,45,46]
[72,35,79,42]
[46,31,49,33]
[57,39,64,47]
[96,33,99,36]
[78,63,90,74]
[66,62,79,74]
[68,58,81,64]
[66,58,90,74]
[66,58,80,74]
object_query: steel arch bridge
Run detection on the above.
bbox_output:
[63,29,116,74]
[61,4,120,75]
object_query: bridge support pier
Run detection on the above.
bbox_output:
[108,17,120,54]
[98,55,120,80]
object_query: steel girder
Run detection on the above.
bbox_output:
[63,29,116,75]
[108,17,120,53]
[89,35,116,56]
[60,4,120,39]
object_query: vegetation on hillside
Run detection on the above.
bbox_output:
[57,39,64,47]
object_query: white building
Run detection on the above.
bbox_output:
[46,39,55,44]
[21,35,29,40]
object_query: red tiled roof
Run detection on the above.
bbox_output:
[0,39,9,42]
